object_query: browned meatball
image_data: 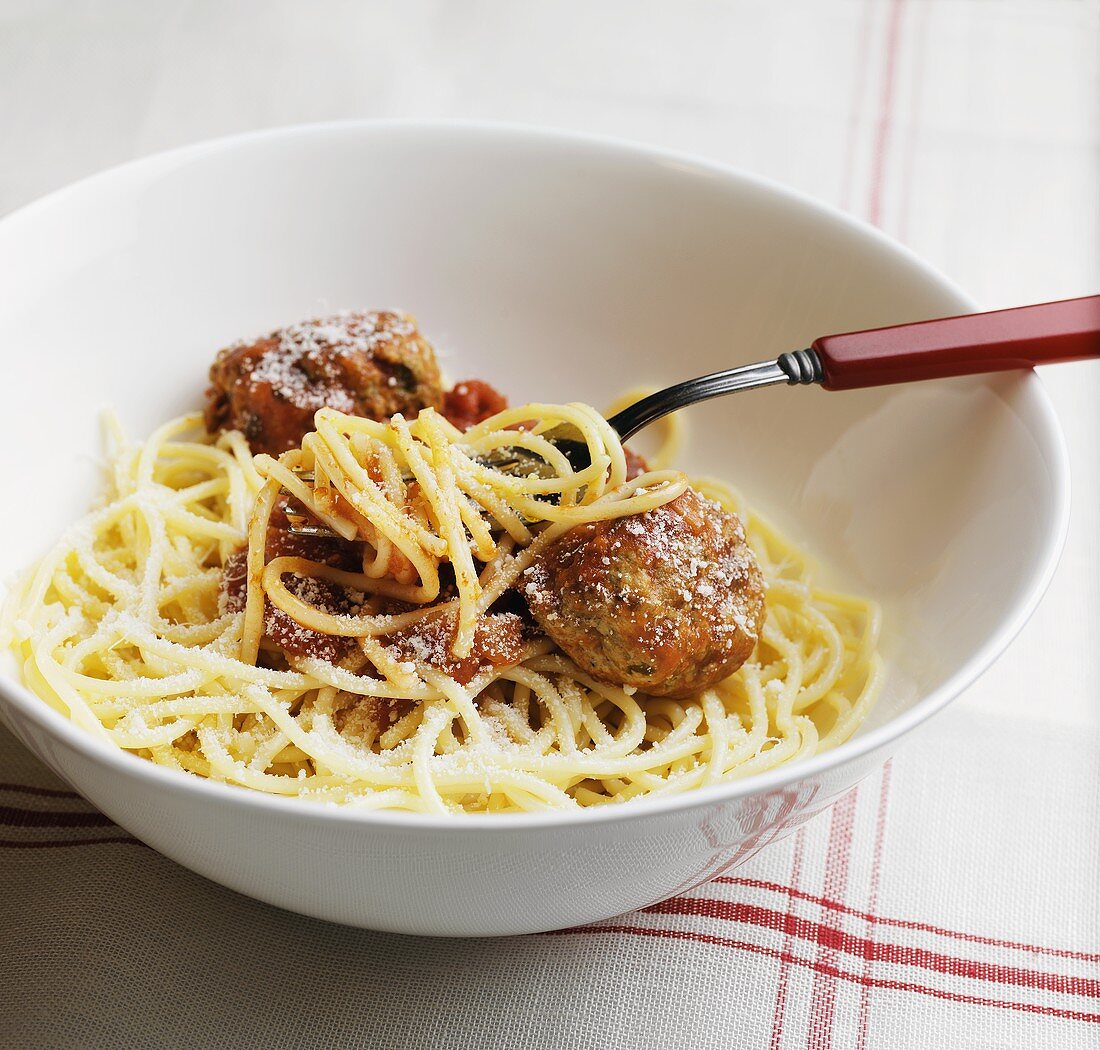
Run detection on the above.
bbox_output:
[205,310,444,455]
[520,488,765,698]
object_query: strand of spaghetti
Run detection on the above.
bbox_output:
[726,666,773,762]
[99,613,314,690]
[362,442,411,577]
[291,656,441,700]
[773,594,845,710]
[50,656,213,698]
[134,496,168,624]
[534,714,709,780]
[136,413,205,486]
[457,431,584,496]
[58,499,145,602]
[229,687,578,803]
[108,715,200,748]
[567,400,630,493]
[817,654,884,752]
[454,471,533,544]
[726,719,817,782]
[466,401,628,496]
[358,635,422,693]
[701,689,732,784]
[305,677,633,782]
[37,564,107,617]
[558,679,586,750]
[308,432,442,560]
[521,657,650,754]
[563,679,615,749]
[378,704,424,751]
[226,687,438,788]
[411,704,455,812]
[15,519,113,617]
[158,502,247,547]
[194,725,316,795]
[25,615,113,739]
[496,471,688,526]
[216,429,266,491]
[492,771,579,810]
[91,694,265,720]
[241,480,280,665]
[312,411,447,556]
[100,410,132,496]
[249,731,295,772]
[504,667,577,755]
[392,413,481,655]
[262,557,437,636]
[452,476,498,562]
[60,617,142,672]
[454,448,603,506]
[421,670,491,746]
[308,451,445,592]
[354,600,461,635]
[821,589,883,664]
[480,695,539,745]
[252,453,358,542]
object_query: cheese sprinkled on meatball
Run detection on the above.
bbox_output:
[521,488,765,697]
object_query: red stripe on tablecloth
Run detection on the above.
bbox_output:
[0,782,82,800]
[713,877,1100,964]
[867,0,907,228]
[0,836,144,849]
[547,925,1100,1025]
[0,804,114,829]
[856,763,893,1050]
[646,897,1100,998]
[807,789,859,1048]
[769,830,807,1050]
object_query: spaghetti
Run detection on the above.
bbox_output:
[2,399,882,814]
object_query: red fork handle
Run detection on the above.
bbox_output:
[811,294,1100,391]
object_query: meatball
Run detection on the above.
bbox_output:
[205,310,444,455]
[520,488,765,698]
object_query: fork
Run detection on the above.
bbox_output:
[286,294,1099,536]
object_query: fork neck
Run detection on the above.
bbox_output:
[606,349,823,442]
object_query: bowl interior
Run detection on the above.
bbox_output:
[0,124,1064,750]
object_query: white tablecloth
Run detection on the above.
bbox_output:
[1,2,1098,1047]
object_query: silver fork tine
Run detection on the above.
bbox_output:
[282,511,337,538]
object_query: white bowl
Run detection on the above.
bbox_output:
[0,122,1068,936]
